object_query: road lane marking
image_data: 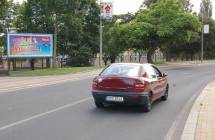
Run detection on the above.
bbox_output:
[0,97,93,131]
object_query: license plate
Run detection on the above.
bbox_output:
[106,96,124,102]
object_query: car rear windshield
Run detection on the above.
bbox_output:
[101,64,140,77]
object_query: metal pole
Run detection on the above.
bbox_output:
[6,28,10,73]
[201,14,204,63]
[99,1,103,67]
[201,4,204,63]
[53,14,57,68]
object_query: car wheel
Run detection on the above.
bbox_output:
[143,94,152,112]
[161,86,169,101]
[95,101,104,108]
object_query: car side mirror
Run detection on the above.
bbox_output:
[163,73,167,77]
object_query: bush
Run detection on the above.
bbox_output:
[67,46,94,66]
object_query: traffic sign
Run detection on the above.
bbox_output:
[204,24,209,34]
[101,2,113,20]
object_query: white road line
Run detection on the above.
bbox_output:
[0,97,93,131]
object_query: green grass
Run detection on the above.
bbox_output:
[9,66,102,77]
[152,61,166,65]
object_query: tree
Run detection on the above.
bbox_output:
[0,0,6,51]
[198,0,215,59]
[102,13,135,64]
[201,0,213,19]
[179,0,193,13]
[143,0,158,8]
[0,0,20,54]
[15,0,100,66]
[115,0,201,63]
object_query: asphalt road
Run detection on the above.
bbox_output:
[0,64,215,140]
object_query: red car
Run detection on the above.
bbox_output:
[92,63,169,112]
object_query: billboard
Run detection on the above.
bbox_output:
[7,33,53,58]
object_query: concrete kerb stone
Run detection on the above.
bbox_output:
[181,81,215,140]
[0,69,103,93]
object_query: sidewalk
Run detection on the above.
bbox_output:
[0,69,102,93]
[181,81,215,140]
[166,60,215,65]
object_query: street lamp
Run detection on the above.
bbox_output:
[200,3,205,63]
[99,0,103,67]
[53,14,57,68]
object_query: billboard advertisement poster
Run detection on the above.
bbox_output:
[7,33,53,58]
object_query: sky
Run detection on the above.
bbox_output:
[14,0,215,19]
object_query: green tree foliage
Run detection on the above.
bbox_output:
[0,0,7,54]
[116,0,201,62]
[0,0,19,55]
[179,0,193,13]
[0,0,7,22]
[102,13,135,64]
[15,0,99,66]
[201,0,213,18]
[199,0,215,59]
[204,20,215,59]
[143,0,158,8]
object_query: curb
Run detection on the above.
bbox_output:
[0,69,102,94]
[181,81,215,140]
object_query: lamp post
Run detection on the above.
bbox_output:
[99,0,103,67]
[53,14,57,68]
[201,3,205,63]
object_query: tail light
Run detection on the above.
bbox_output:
[133,80,145,92]
[92,78,99,90]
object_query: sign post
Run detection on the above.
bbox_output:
[99,2,113,67]
[99,1,103,67]
[200,3,210,63]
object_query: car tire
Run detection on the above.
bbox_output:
[161,86,169,101]
[143,94,152,112]
[95,101,104,108]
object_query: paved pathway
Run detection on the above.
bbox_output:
[0,70,101,93]
[181,81,215,140]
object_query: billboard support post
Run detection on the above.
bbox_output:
[42,58,44,69]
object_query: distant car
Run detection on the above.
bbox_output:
[92,63,169,112]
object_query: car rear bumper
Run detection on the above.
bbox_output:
[92,90,149,106]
